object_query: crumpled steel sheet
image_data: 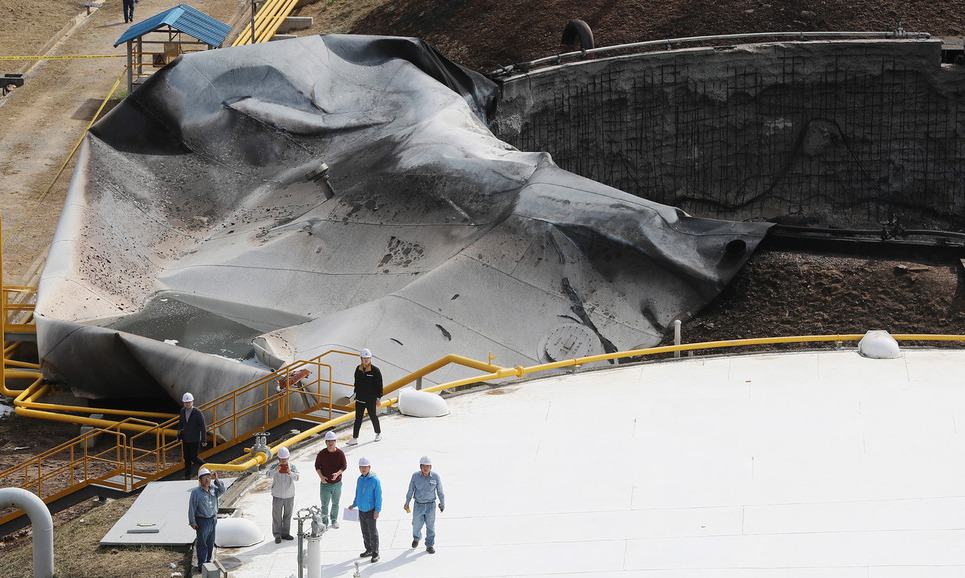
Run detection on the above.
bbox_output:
[36,35,770,402]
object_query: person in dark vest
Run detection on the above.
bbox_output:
[178,392,207,479]
[348,349,382,445]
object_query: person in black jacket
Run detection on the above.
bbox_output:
[348,349,382,445]
[178,392,208,479]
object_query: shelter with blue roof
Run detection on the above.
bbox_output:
[114,4,230,92]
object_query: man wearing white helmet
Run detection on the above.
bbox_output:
[348,348,382,446]
[188,467,225,574]
[348,456,382,563]
[315,430,347,528]
[178,392,207,479]
[404,456,445,554]
[266,446,300,543]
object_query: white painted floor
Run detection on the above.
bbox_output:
[222,349,965,578]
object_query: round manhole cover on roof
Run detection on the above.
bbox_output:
[538,323,602,362]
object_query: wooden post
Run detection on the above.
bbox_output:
[126,41,133,93]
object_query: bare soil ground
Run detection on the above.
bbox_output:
[0,0,81,59]
[0,0,247,282]
[678,247,965,345]
[0,494,191,578]
[349,0,965,71]
[294,0,394,37]
[0,411,80,473]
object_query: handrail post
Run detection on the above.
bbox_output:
[673,320,682,358]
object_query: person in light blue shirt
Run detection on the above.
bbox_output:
[404,456,445,553]
[188,467,225,573]
[348,457,382,563]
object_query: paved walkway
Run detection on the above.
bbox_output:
[0,0,245,281]
[224,349,965,577]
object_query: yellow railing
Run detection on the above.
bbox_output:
[2,285,36,337]
[0,349,360,524]
[204,333,965,471]
[231,0,299,46]
[2,333,963,524]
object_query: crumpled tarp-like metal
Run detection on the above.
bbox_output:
[36,35,770,402]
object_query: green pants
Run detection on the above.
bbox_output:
[319,481,342,525]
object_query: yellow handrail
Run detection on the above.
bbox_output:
[203,333,965,471]
[231,0,300,46]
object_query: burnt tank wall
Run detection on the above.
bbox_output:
[492,40,965,230]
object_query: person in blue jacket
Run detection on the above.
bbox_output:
[348,456,382,563]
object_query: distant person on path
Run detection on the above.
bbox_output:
[266,446,299,543]
[188,467,225,574]
[348,349,383,445]
[178,392,207,480]
[348,457,382,563]
[315,430,347,528]
[404,455,445,554]
[123,0,135,23]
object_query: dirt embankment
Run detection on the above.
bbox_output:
[347,0,965,70]
[679,248,965,345]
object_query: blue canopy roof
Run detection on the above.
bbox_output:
[114,4,230,48]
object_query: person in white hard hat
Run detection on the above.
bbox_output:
[348,349,382,446]
[315,430,346,528]
[178,392,207,479]
[348,457,382,563]
[188,466,225,573]
[404,455,445,553]
[266,446,300,543]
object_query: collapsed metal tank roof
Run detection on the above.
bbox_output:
[35,35,769,402]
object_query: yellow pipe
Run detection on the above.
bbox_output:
[382,354,503,396]
[13,407,177,435]
[16,401,175,420]
[5,359,39,369]
[205,332,965,471]
[5,368,38,377]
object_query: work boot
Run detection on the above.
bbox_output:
[427,546,436,554]
[347,438,358,446]
[371,553,380,562]
[282,534,294,540]
[411,539,419,548]
[330,521,339,529]
[360,551,373,558]
[274,535,281,544]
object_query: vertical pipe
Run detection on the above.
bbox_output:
[1,215,5,392]
[0,488,54,577]
[673,320,682,358]
[126,42,133,94]
[250,0,256,46]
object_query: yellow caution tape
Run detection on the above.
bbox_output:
[0,54,126,61]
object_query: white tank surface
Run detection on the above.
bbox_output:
[397,387,450,418]
[858,329,902,359]
[224,348,965,577]
[215,517,263,548]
